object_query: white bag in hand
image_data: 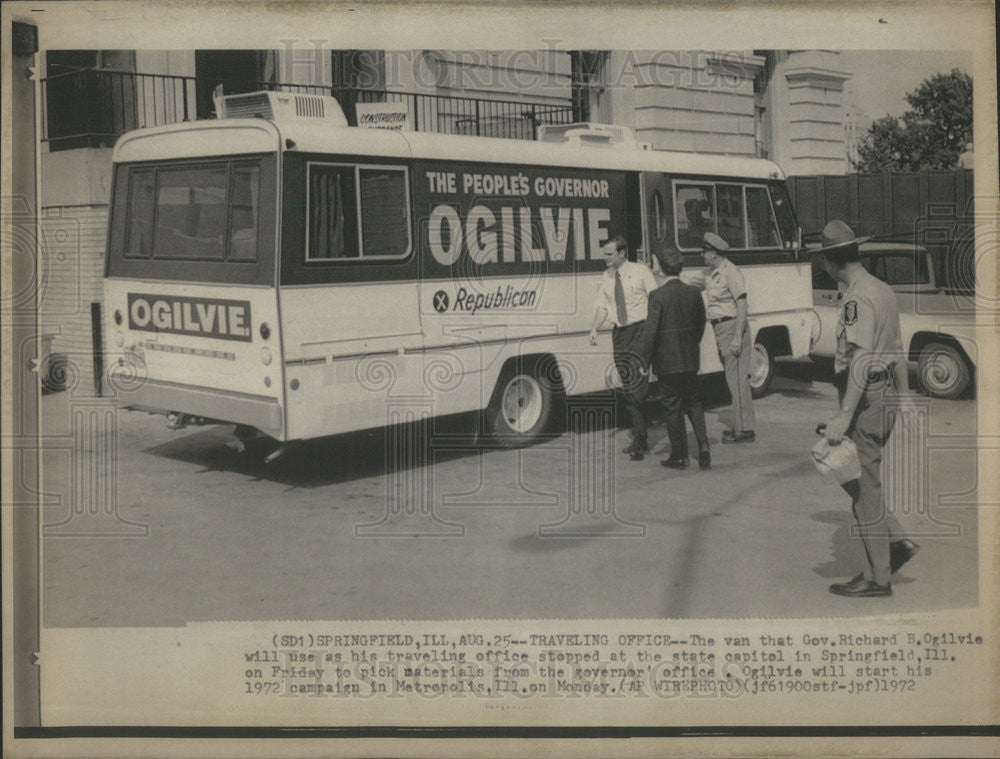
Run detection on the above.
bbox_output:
[811,437,862,484]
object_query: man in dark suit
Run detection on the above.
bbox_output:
[640,250,711,470]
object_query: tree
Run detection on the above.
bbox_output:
[852,68,972,172]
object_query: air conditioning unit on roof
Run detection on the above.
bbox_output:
[537,122,638,149]
[214,89,347,127]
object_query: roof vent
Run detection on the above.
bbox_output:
[537,122,639,149]
[214,90,347,126]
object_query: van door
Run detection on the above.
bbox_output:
[642,171,673,266]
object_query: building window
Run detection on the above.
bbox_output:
[194,50,277,119]
[570,51,607,123]
[753,50,775,159]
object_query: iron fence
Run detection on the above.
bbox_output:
[42,68,577,150]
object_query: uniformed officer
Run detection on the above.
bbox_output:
[702,232,755,443]
[590,235,659,461]
[819,220,919,597]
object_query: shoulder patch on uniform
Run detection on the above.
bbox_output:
[843,300,858,325]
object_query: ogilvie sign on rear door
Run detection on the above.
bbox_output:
[127,293,253,341]
[415,162,627,275]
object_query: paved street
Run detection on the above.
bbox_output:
[41,361,979,626]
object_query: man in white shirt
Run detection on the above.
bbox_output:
[589,236,659,460]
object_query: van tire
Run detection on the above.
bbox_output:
[917,342,970,399]
[486,364,555,448]
[749,340,776,398]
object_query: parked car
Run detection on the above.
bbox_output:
[809,242,976,399]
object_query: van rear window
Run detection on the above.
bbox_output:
[124,160,261,263]
[106,155,276,286]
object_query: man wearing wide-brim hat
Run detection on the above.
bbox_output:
[816,220,919,598]
[702,232,755,443]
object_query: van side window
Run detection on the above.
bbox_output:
[359,168,409,258]
[675,180,788,252]
[307,163,411,261]
[675,184,714,249]
[746,186,780,248]
[715,184,746,249]
[308,164,359,260]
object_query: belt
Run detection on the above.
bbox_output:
[613,320,645,330]
[710,316,734,326]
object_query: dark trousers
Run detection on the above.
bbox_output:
[659,371,709,460]
[612,321,648,447]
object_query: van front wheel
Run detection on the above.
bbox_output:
[749,340,775,398]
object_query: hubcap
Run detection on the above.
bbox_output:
[501,376,543,433]
[749,344,770,387]
[923,351,961,392]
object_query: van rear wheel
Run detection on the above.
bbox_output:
[486,366,555,448]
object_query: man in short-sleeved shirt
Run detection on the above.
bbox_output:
[702,232,755,442]
[590,236,659,459]
[820,221,918,598]
[834,273,904,376]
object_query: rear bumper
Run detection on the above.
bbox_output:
[116,379,283,439]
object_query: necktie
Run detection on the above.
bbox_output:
[614,270,628,326]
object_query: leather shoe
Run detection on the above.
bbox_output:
[698,449,711,470]
[623,442,649,456]
[722,430,755,444]
[843,540,921,586]
[628,449,645,461]
[890,539,920,574]
[661,457,689,470]
[829,576,892,597]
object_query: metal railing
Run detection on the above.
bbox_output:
[42,68,578,149]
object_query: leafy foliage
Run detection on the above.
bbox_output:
[853,69,972,172]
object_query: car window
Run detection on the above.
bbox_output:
[862,255,880,278]
[859,251,932,287]
[882,254,930,285]
[811,258,837,290]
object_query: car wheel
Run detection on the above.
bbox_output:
[749,340,775,398]
[486,365,554,448]
[917,342,970,399]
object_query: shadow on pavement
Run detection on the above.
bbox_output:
[140,366,826,491]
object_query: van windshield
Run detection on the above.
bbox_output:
[769,183,798,249]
